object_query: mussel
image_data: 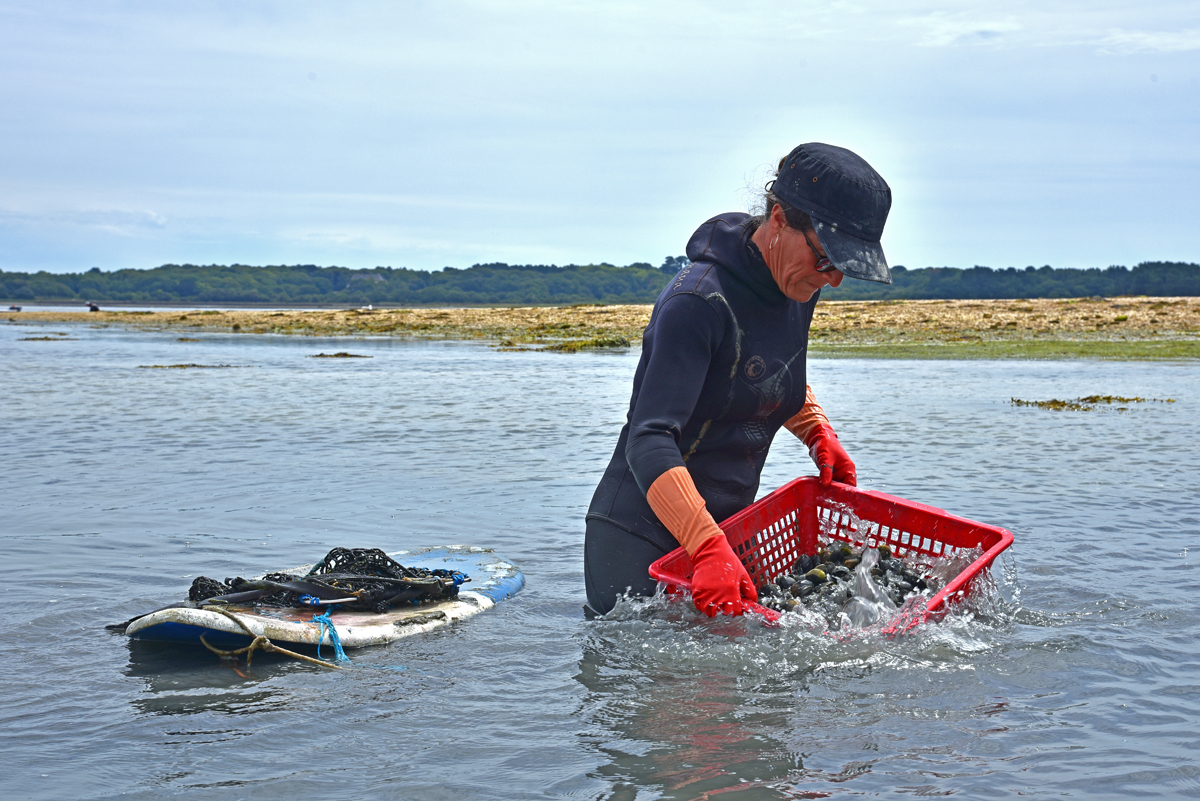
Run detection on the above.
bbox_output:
[758,539,942,627]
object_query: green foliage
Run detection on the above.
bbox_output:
[0,262,675,305]
[660,255,690,275]
[821,262,1200,300]
[1,260,1197,304]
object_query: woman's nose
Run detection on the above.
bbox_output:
[827,270,845,288]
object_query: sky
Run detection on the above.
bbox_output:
[1,1,1197,274]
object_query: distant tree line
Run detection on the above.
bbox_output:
[820,262,1200,300]
[1,259,1197,305]
[0,262,673,305]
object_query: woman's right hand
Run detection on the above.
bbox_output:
[690,534,757,616]
[645,466,757,616]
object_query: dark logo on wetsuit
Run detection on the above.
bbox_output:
[744,355,766,380]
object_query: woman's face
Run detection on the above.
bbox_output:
[762,206,844,302]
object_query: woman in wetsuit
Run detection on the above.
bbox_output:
[585,143,893,617]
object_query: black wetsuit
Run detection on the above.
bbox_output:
[584,212,819,613]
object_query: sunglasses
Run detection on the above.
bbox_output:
[801,229,837,273]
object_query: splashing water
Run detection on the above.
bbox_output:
[599,554,1022,686]
[836,544,897,627]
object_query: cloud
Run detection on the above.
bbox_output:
[0,1,1198,273]
[1096,27,1200,54]
[0,207,168,236]
[899,12,1024,47]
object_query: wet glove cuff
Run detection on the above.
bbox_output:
[646,466,725,556]
[803,423,838,450]
[784,385,831,445]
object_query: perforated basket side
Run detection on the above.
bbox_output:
[720,479,817,587]
[813,482,1009,563]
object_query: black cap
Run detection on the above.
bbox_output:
[771,143,892,284]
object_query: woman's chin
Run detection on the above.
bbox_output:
[786,286,817,303]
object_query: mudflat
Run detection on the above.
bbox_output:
[807,296,1200,359]
[8,296,1200,358]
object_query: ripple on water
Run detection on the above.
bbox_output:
[2,326,1199,799]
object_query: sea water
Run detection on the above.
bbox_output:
[2,318,1199,800]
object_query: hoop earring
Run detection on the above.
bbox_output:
[769,234,779,251]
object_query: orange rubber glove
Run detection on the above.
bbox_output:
[646,466,757,616]
[784,386,856,486]
[783,385,830,443]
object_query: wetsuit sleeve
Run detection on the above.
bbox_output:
[783,385,830,446]
[625,292,725,495]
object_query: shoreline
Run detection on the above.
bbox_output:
[7,297,1200,359]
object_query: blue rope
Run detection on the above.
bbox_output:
[311,608,349,663]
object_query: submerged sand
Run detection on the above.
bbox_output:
[7,296,1200,359]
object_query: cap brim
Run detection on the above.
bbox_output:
[812,219,892,284]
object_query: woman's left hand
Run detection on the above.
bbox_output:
[806,424,857,486]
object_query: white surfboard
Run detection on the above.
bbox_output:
[122,546,524,651]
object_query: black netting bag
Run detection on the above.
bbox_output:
[189,548,469,612]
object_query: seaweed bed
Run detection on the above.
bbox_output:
[138,364,237,369]
[7,296,1199,359]
[1011,395,1177,411]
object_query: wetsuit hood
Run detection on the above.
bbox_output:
[685,212,788,306]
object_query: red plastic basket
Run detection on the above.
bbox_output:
[648,477,1014,629]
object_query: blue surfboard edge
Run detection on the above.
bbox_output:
[395,545,525,603]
